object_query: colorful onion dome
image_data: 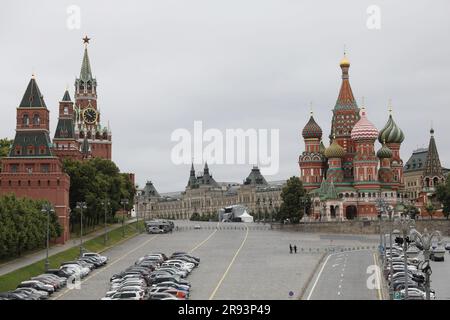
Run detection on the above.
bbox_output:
[319,140,326,154]
[324,139,346,158]
[377,142,393,159]
[302,115,323,139]
[351,107,378,141]
[378,114,404,144]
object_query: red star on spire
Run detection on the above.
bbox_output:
[82,36,91,44]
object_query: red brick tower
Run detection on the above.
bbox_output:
[330,54,360,180]
[53,89,83,160]
[0,76,71,244]
[299,110,327,190]
[74,36,112,160]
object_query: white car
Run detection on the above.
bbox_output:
[400,287,435,300]
[105,287,147,299]
[163,261,194,272]
[61,264,90,277]
[101,291,142,300]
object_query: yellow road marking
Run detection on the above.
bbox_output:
[373,252,383,300]
[208,225,249,300]
[53,235,158,300]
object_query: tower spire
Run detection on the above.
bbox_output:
[80,36,93,81]
[335,51,357,110]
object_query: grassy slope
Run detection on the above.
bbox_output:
[0,221,144,292]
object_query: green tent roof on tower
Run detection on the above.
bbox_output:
[19,77,47,108]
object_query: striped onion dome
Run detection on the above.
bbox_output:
[377,142,393,159]
[324,139,346,158]
[302,115,323,139]
[378,114,404,144]
[351,107,378,141]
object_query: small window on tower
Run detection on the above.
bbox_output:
[22,114,30,126]
[33,114,40,126]
[64,106,69,115]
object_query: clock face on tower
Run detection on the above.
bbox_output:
[83,108,98,124]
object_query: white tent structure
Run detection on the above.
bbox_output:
[238,210,254,223]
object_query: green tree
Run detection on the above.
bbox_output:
[0,195,61,259]
[405,204,420,219]
[279,176,307,224]
[436,179,450,219]
[425,202,435,219]
[62,158,136,232]
[0,138,12,158]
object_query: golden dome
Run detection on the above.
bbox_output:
[340,54,350,67]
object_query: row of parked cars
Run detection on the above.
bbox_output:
[384,244,436,300]
[102,251,200,300]
[0,252,108,300]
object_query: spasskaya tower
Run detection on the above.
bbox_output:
[73,36,112,160]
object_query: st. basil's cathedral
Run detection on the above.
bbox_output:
[299,54,408,220]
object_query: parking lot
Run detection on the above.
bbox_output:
[48,221,396,300]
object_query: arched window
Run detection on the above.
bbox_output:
[22,114,29,126]
[33,114,40,125]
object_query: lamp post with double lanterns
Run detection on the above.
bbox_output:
[76,201,87,257]
[120,198,129,237]
[41,203,55,272]
[393,213,415,300]
[410,228,441,300]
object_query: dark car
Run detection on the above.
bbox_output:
[172,252,200,263]
[150,275,190,286]
[79,256,103,268]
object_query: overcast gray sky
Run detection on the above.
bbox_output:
[1,0,449,192]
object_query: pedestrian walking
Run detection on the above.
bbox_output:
[294,245,297,254]
[289,244,293,254]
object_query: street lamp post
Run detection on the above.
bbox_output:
[120,199,129,237]
[135,195,140,233]
[41,203,55,272]
[76,201,87,257]
[101,199,110,245]
[410,228,441,300]
[394,215,415,300]
[386,205,394,299]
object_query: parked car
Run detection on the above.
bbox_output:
[101,291,143,300]
[17,280,55,294]
[82,252,108,265]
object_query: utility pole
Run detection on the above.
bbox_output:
[120,198,129,237]
[101,199,110,245]
[76,201,87,257]
[41,203,55,272]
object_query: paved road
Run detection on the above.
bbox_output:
[51,221,386,300]
[305,250,381,300]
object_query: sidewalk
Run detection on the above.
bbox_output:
[0,218,137,276]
